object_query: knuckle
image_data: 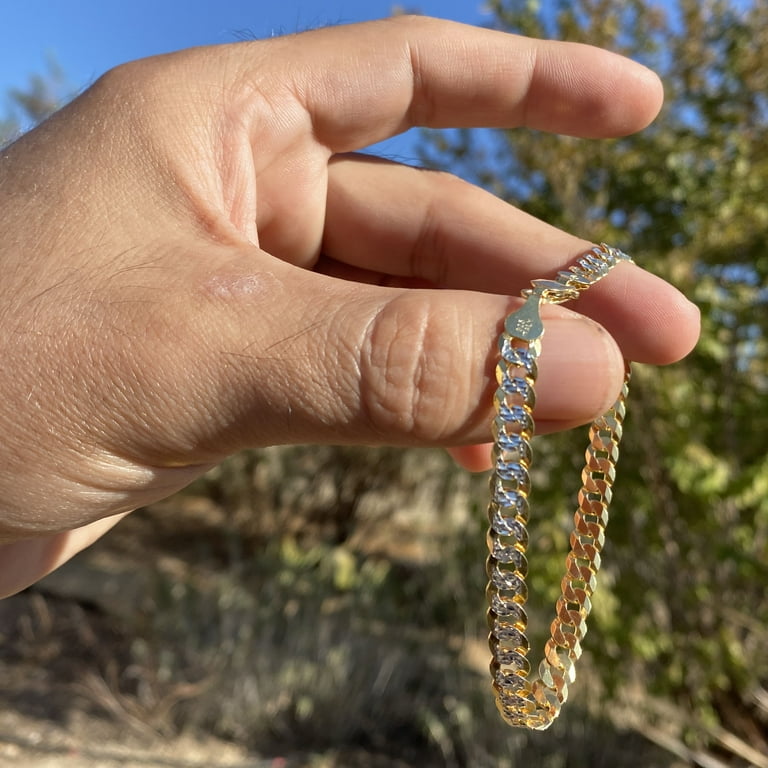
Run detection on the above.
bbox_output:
[91,58,161,111]
[409,170,467,285]
[97,53,183,97]
[89,52,204,139]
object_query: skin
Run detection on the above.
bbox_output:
[0,16,700,598]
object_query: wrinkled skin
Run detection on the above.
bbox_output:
[0,16,700,596]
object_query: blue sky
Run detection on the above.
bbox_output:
[0,0,489,96]
[0,1,491,157]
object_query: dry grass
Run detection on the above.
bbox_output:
[0,446,711,766]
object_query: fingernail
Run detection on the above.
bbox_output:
[535,315,624,423]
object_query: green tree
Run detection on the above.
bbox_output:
[1,57,69,144]
[420,0,768,760]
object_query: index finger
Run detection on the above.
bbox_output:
[263,15,663,151]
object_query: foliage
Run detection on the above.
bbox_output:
[0,57,70,145]
[420,0,768,760]
[82,451,674,767]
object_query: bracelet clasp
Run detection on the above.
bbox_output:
[505,281,580,342]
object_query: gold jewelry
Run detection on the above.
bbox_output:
[486,243,632,730]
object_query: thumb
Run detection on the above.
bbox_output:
[0,244,624,537]
[155,253,626,460]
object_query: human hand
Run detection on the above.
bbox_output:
[0,16,699,596]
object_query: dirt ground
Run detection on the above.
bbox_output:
[0,501,435,768]
[0,707,263,768]
[0,577,276,768]
[0,698,410,768]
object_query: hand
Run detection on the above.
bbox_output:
[0,16,699,597]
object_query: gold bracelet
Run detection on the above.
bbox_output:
[486,243,632,730]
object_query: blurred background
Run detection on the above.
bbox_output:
[1,1,767,767]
